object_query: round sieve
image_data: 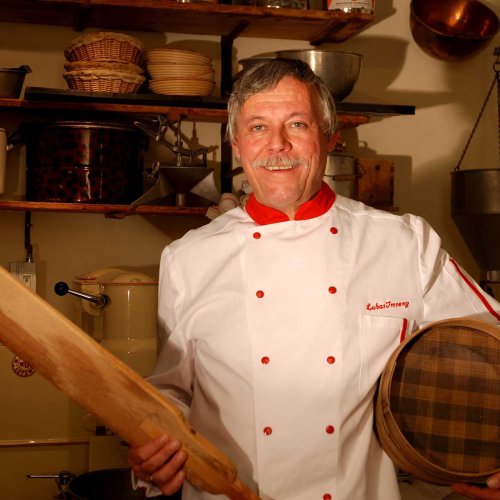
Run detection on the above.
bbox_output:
[375,318,499,485]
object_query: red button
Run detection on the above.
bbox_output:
[323,494,332,500]
[253,232,261,239]
[256,290,264,298]
[330,227,338,234]
[261,356,270,365]
[326,425,335,434]
[327,356,336,364]
[263,427,272,436]
[328,286,337,294]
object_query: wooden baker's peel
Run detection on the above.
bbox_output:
[0,266,260,500]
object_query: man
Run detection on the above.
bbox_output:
[128,59,500,499]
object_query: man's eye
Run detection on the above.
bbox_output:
[291,122,306,129]
[251,124,265,132]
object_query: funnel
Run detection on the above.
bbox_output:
[131,165,214,208]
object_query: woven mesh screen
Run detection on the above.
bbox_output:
[390,325,499,474]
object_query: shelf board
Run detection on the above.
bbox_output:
[0,200,210,218]
[0,199,396,216]
[0,89,415,127]
[0,95,229,123]
[0,0,373,44]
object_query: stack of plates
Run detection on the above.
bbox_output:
[146,47,215,96]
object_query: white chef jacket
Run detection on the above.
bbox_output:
[148,182,500,500]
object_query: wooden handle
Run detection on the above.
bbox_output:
[0,266,260,500]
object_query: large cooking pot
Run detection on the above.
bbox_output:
[67,468,181,500]
[24,121,147,203]
[70,267,159,376]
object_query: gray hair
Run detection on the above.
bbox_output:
[226,58,337,143]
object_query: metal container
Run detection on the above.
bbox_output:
[24,121,147,203]
[72,268,159,377]
[275,49,362,101]
[324,154,356,198]
[410,0,499,61]
[451,168,500,275]
[0,65,31,98]
[327,0,374,14]
[67,468,180,499]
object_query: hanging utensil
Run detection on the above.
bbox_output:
[451,46,500,289]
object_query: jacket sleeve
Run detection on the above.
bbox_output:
[410,215,500,326]
[146,245,195,417]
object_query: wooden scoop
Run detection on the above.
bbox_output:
[0,265,260,500]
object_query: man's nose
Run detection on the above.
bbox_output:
[268,127,292,152]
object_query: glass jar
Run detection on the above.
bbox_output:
[327,0,374,14]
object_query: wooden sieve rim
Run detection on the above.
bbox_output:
[376,317,500,484]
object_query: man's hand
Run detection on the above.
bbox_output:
[451,472,500,499]
[127,435,188,496]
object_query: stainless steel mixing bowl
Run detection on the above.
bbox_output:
[275,49,362,101]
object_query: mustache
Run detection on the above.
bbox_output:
[250,156,310,169]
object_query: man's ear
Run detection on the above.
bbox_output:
[327,131,341,153]
[231,140,241,160]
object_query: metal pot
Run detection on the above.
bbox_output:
[410,0,499,61]
[451,168,500,275]
[24,121,147,203]
[0,65,31,98]
[324,154,357,198]
[67,468,180,500]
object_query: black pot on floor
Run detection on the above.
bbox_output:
[67,468,182,500]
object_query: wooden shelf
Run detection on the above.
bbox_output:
[0,90,415,128]
[0,2,410,217]
[0,0,373,45]
[0,96,229,124]
[0,200,210,218]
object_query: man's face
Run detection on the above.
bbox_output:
[232,76,337,219]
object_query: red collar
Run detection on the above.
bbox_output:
[245,182,336,225]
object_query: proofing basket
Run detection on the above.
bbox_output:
[375,318,499,485]
[64,60,144,75]
[64,70,145,93]
[65,32,144,65]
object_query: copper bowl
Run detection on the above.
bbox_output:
[410,0,499,61]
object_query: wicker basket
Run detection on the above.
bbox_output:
[64,32,144,65]
[64,60,144,74]
[64,70,145,93]
[375,318,500,485]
